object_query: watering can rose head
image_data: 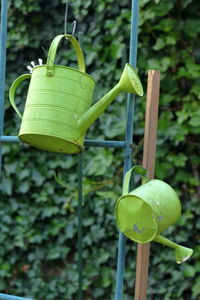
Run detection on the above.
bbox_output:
[115,166,193,264]
[9,34,143,154]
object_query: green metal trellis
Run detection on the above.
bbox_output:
[0,0,140,299]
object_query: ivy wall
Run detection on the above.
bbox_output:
[0,0,199,299]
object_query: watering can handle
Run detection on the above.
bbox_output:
[122,165,149,195]
[46,34,86,76]
[9,74,31,119]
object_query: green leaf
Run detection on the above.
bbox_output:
[192,280,200,297]
[183,265,196,277]
[153,38,165,50]
[18,182,30,193]
[1,178,12,195]
[189,116,200,127]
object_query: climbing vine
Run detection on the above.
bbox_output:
[0,0,199,299]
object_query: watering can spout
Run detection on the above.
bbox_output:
[78,63,143,133]
[175,245,193,264]
[154,235,193,264]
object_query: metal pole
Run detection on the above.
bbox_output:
[0,294,34,300]
[77,154,83,300]
[0,136,125,148]
[115,0,140,299]
[0,3,35,300]
[0,0,8,174]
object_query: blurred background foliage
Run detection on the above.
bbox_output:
[0,0,200,299]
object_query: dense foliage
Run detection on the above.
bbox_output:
[0,0,199,299]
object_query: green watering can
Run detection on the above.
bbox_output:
[9,34,143,154]
[115,166,193,264]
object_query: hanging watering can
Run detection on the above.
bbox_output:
[115,166,193,263]
[9,34,143,154]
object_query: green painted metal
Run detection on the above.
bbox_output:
[78,63,143,132]
[77,154,83,300]
[154,235,193,264]
[115,166,193,263]
[114,0,140,298]
[0,136,125,148]
[0,0,8,173]
[0,293,34,300]
[9,33,143,154]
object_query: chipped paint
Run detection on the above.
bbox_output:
[133,224,145,234]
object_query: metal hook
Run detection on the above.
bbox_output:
[71,20,77,36]
[64,2,68,35]
[64,2,77,36]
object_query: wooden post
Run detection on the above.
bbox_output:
[134,70,160,300]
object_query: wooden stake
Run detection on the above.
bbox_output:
[134,70,160,300]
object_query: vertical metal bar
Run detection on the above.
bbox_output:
[77,153,83,300]
[77,30,83,300]
[0,0,8,174]
[114,0,140,299]
[0,3,35,300]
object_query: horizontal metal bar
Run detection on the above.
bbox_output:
[0,294,34,300]
[0,136,125,148]
[84,139,125,148]
[0,136,20,143]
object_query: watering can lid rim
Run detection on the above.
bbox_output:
[32,65,96,83]
[115,195,158,243]
[115,193,154,212]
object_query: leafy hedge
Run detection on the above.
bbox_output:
[0,0,199,299]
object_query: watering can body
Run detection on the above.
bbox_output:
[115,179,181,243]
[16,65,95,153]
[9,34,143,154]
[115,166,193,263]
